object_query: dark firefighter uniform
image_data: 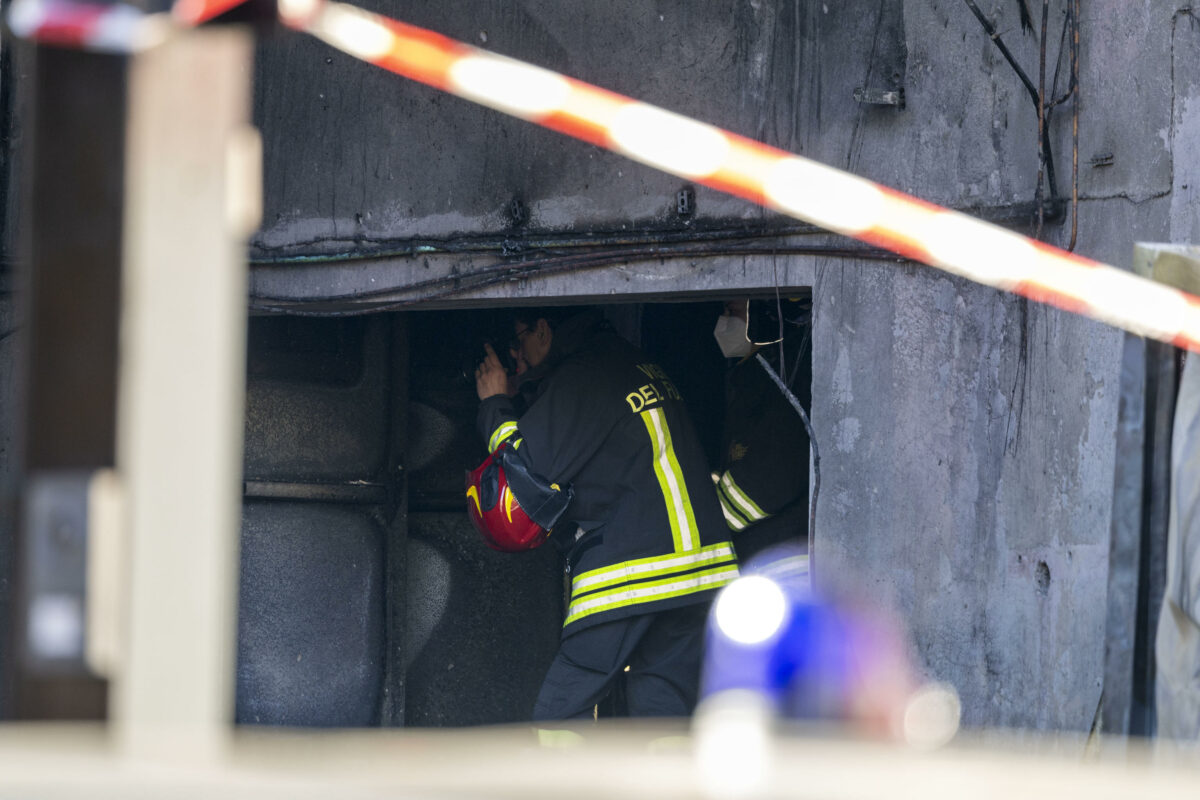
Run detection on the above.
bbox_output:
[477,311,739,719]
[715,353,810,562]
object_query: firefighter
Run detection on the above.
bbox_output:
[712,298,811,563]
[473,306,739,720]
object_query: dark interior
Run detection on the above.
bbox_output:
[235,298,811,727]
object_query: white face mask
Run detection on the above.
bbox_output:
[713,314,752,358]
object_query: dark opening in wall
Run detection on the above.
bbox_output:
[235,296,812,727]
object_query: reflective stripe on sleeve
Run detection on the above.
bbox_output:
[571,542,737,596]
[565,564,740,627]
[718,470,769,523]
[641,407,698,552]
[716,484,750,532]
[488,421,519,452]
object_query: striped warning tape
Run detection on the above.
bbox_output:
[9,0,1200,351]
[4,0,249,52]
[172,0,254,26]
[5,0,170,52]
[276,0,1200,352]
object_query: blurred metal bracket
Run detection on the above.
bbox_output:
[853,87,905,107]
[21,469,125,679]
[22,471,92,673]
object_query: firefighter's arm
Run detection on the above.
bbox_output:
[716,416,807,532]
[474,342,525,453]
[485,359,613,485]
[478,393,520,454]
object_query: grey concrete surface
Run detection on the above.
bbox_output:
[1170,10,1200,243]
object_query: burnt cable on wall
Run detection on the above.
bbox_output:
[1069,0,1080,251]
[249,242,911,313]
[1036,0,1050,238]
[1035,0,1074,240]
[1029,0,1080,248]
[249,221,826,266]
[961,0,1063,217]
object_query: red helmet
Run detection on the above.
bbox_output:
[466,441,573,552]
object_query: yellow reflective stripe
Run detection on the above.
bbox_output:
[571,542,737,595]
[564,564,740,627]
[717,488,749,531]
[719,470,768,522]
[641,407,698,552]
[489,421,519,452]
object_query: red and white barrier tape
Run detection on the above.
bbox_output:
[6,0,169,52]
[10,0,1200,351]
[5,0,248,52]
[277,0,1200,352]
[172,0,251,26]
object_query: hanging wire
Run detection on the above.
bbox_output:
[962,0,1061,217]
[1037,1,1081,251]
[772,259,787,386]
[1069,0,1080,251]
[1035,0,1049,239]
[755,353,820,577]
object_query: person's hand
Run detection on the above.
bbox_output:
[475,343,510,400]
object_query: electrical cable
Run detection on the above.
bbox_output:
[1036,0,1049,239]
[250,221,825,265]
[755,353,820,580]
[250,242,910,310]
[962,0,1059,209]
[1069,0,1080,251]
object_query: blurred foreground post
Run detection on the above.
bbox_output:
[110,26,258,761]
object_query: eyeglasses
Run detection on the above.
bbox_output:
[509,326,534,351]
